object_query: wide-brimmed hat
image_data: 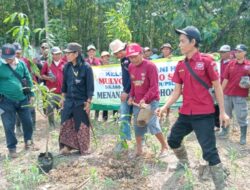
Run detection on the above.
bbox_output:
[109,39,126,54]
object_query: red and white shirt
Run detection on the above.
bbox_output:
[223,59,250,97]
[129,59,160,104]
[41,59,66,94]
[172,51,219,115]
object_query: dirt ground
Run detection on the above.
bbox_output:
[0,110,250,190]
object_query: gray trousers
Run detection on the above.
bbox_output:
[224,95,248,127]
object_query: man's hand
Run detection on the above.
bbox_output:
[84,102,91,114]
[127,97,133,105]
[120,92,128,102]
[48,77,56,82]
[220,112,230,127]
[155,105,169,118]
[59,98,64,109]
[29,97,35,105]
[139,99,146,108]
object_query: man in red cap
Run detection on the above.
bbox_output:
[156,26,230,189]
[127,43,168,157]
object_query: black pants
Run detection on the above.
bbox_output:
[95,110,118,121]
[214,105,220,128]
[168,113,221,166]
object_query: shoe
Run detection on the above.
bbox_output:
[210,163,226,190]
[60,146,71,155]
[25,140,39,151]
[217,126,229,138]
[8,149,18,159]
[240,126,247,145]
[173,145,189,170]
[158,148,168,158]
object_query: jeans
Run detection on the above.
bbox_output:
[119,101,133,140]
[0,96,33,150]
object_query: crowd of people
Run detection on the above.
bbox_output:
[0,25,249,189]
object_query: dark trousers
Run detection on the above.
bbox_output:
[214,105,220,128]
[168,113,221,166]
[16,108,36,129]
[0,97,33,150]
[95,110,118,121]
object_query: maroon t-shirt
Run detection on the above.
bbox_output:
[172,51,219,115]
[223,59,250,97]
[129,59,160,104]
[41,60,65,94]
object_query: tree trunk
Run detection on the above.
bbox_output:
[43,0,49,41]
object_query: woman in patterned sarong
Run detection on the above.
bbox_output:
[59,42,94,155]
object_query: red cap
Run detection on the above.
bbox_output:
[126,43,142,57]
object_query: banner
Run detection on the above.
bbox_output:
[91,57,184,110]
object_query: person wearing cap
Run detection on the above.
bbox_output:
[143,47,152,60]
[85,44,101,66]
[59,42,94,155]
[85,44,101,120]
[41,46,66,128]
[38,42,50,69]
[156,26,229,189]
[0,44,36,158]
[212,45,232,132]
[150,48,160,60]
[13,42,36,134]
[127,43,168,157]
[109,39,133,152]
[160,43,173,58]
[100,51,110,65]
[220,44,250,145]
[99,51,111,121]
[218,45,231,83]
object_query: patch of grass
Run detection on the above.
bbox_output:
[141,163,150,177]
[3,158,47,190]
[102,177,118,190]
[183,164,194,190]
[90,167,99,184]
[228,147,239,180]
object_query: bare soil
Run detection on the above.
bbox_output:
[0,110,249,190]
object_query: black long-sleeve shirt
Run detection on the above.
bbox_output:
[121,57,131,94]
[62,61,94,105]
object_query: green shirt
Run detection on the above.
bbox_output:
[0,59,33,101]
